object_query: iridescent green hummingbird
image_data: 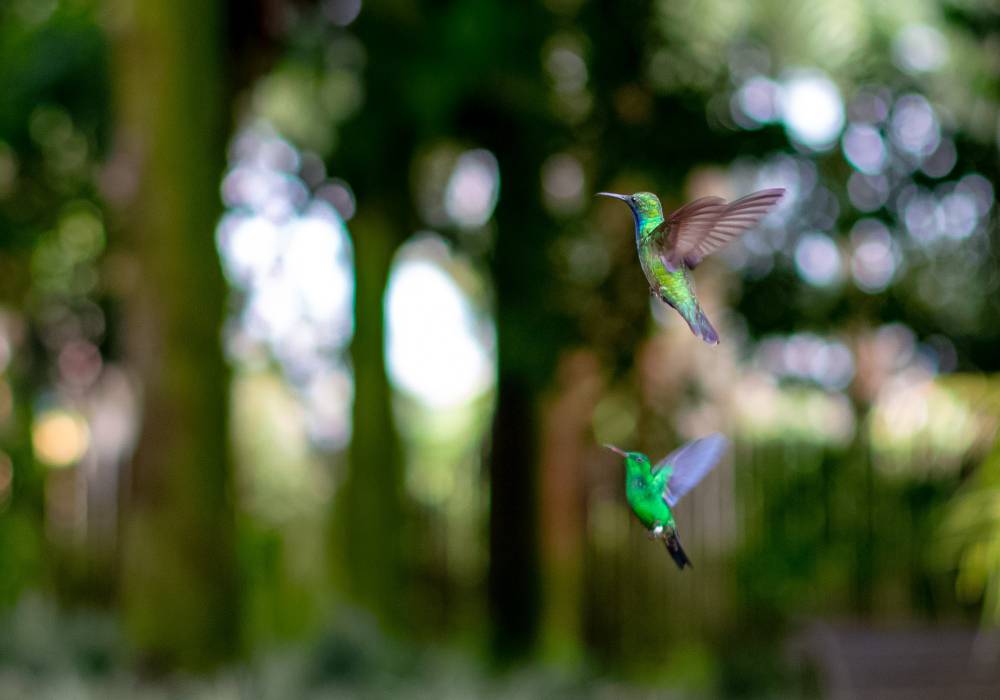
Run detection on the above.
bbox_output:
[605,433,729,569]
[597,188,785,344]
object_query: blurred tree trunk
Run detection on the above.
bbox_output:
[336,1,568,652]
[440,3,566,660]
[334,206,404,626]
[538,351,604,660]
[107,0,237,669]
[476,108,568,661]
[330,4,413,630]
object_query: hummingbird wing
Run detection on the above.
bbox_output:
[654,188,785,271]
[655,433,730,507]
[646,196,725,271]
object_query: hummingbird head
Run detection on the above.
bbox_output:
[596,191,663,222]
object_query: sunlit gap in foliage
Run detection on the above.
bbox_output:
[730,323,981,464]
[717,41,996,400]
[734,67,845,150]
[414,145,500,250]
[398,144,497,413]
[866,325,984,475]
[386,236,495,579]
[681,142,981,464]
[387,144,499,581]
[216,122,354,525]
[731,72,994,254]
[734,332,857,446]
[387,241,494,413]
[386,234,496,504]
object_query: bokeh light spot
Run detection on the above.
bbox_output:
[956,174,994,217]
[444,149,500,229]
[847,172,889,212]
[890,94,940,157]
[921,138,956,179]
[780,71,844,150]
[323,0,362,26]
[794,232,842,287]
[841,123,886,174]
[736,75,781,125]
[893,25,948,75]
[850,219,898,293]
[33,409,90,468]
[541,152,585,215]
[387,241,494,409]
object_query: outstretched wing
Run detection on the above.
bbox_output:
[652,188,785,271]
[645,196,725,271]
[655,433,730,507]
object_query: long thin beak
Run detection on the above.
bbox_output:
[604,444,628,457]
[595,192,629,201]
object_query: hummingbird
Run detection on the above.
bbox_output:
[596,188,785,344]
[605,433,729,569]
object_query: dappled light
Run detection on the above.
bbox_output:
[217,123,355,447]
[386,238,495,409]
[733,374,856,446]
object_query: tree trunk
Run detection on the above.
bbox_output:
[483,128,566,660]
[334,207,404,627]
[538,350,604,661]
[107,0,237,670]
[487,374,541,658]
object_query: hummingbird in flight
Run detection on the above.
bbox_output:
[597,188,785,344]
[605,433,729,569]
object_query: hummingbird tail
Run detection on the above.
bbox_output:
[689,305,719,345]
[664,533,692,570]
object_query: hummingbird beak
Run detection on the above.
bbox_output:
[604,444,628,457]
[595,192,629,202]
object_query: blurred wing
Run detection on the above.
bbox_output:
[660,188,785,270]
[648,196,725,271]
[656,433,730,507]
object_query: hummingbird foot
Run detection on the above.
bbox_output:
[650,523,665,539]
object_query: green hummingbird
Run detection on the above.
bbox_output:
[605,433,729,569]
[597,188,785,344]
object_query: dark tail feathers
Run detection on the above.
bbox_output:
[688,305,719,345]
[664,533,692,570]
